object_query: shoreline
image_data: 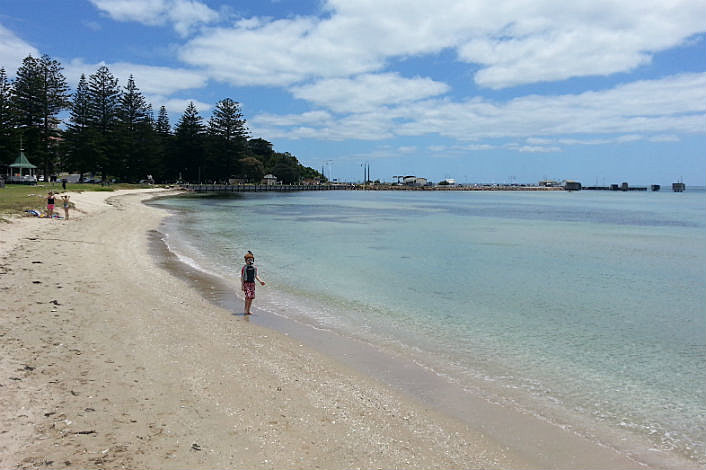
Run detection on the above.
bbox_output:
[150,200,699,470]
[1,189,525,469]
[0,189,697,468]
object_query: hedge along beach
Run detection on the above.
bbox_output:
[0,188,701,469]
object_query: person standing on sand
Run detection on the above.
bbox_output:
[241,251,265,315]
[46,192,56,218]
[61,194,70,220]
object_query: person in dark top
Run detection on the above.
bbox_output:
[240,251,266,315]
[46,192,56,218]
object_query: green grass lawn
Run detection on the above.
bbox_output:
[0,182,155,221]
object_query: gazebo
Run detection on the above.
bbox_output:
[7,150,38,184]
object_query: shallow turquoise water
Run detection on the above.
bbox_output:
[155,189,706,463]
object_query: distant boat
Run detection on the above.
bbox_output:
[672,182,686,192]
[651,184,660,191]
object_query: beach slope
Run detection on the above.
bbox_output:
[1,189,523,469]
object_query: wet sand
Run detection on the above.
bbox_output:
[0,188,684,469]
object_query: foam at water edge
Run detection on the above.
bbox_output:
[160,231,225,279]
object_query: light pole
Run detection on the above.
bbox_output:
[360,161,370,184]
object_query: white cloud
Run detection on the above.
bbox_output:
[168,0,221,36]
[179,16,382,86]
[535,135,664,146]
[290,73,449,113]
[157,97,212,115]
[397,73,706,140]
[464,143,496,151]
[63,59,207,96]
[0,24,39,75]
[463,1,705,88]
[507,144,562,153]
[427,143,496,156]
[253,110,333,127]
[177,0,706,88]
[252,109,396,141]
[89,0,219,36]
[434,143,497,152]
[320,145,413,162]
[252,72,706,143]
[649,134,680,143]
[397,146,417,154]
[89,0,165,23]
[615,134,643,143]
[556,137,613,146]
[526,137,554,145]
[82,20,102,32]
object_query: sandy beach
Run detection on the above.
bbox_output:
[1,189,529,469]
[1,189,689,469]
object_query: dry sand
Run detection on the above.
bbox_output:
[1,189,528,469]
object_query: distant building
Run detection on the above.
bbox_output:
[263,174,278,185]
[539,179,561,187]
[564,180,582,191]
[403,175,427,186]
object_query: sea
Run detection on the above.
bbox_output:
[150,188,706,466]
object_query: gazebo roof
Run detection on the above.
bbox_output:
[9,151,37,169]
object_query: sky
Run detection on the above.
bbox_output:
[1,0,704,185]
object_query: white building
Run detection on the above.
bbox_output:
[403,175,427,186]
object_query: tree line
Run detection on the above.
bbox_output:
[0,54,323,184]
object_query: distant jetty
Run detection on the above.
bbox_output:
[583,182,646,191]
[181,183,564,193]
[181,181,685,193]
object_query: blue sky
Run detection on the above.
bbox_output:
[1,0,704,184]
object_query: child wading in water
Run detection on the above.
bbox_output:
[241,251,265,315]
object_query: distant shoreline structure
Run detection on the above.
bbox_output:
[181,183,565,193]
[179,182,686,193]
[180,182,696,193]
[182,183,564,193]
[178,177,687,193]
